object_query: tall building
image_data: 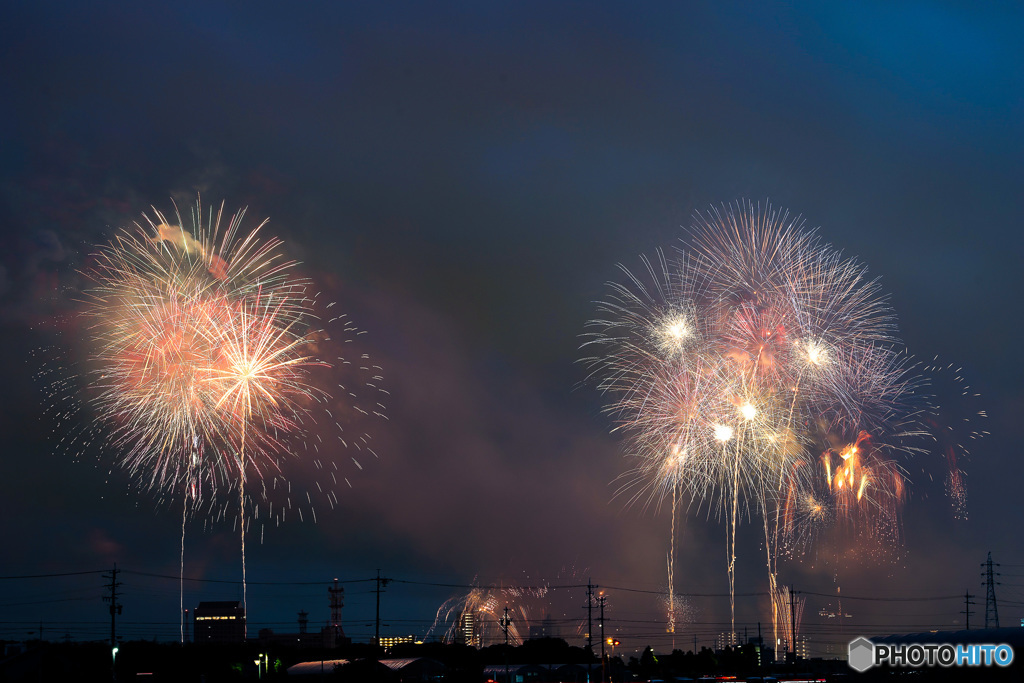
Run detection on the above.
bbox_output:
[458,610,478,647]
[194,601,245,644]
[778,635,810,661]
[797,635,810,660]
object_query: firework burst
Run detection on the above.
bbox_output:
[73,198,386,637]
[583,200,931,645]
[83,200,330,508]
[428,571,592,647]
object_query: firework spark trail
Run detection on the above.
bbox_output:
[583,200,938,651]
[666,481,677,645]
[428,571,592,647]
[430,586,531,646]
[776,585,805,657]
[79,198,383,637]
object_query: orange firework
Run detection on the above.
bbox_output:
[80,198,388,639]
[822,432,905,518]
[780,429,908,561]
[84,200,328,505]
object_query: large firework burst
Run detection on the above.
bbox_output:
[583,201,929,645]
[77,198,385,637]
[83,200,329,507]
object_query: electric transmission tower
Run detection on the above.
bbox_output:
[328,579,345,644]
[500,606,512,683]
[584,581,595,683]
[982,551,1000,629]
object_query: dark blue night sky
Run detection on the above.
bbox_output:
[1,1,1021,655]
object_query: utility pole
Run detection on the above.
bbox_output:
[789,585,797,663]
[693,634,698,655]
[374,570,390,647]
[982,552,1000,629]
[102,565,122,682]
[586,581,595,683]
[961,591,975,630]
[500,605,511,647]
[757,621,762,668]
[598,592,607,683]
[500,606,512,683]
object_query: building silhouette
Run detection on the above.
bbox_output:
[458,610,478,647]
[193,601,245,644]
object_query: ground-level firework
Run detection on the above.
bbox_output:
[428,572,595,648]
[583,200,976,657]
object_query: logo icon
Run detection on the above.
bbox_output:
[848,637,875,672]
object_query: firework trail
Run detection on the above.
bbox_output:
[919,359,988,522]
[583,201,932,649]
[776,585,806,659]
[77,198,385,637]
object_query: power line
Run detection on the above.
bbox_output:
[0,565,995,647]
[0,569,972,603]
[389,578,591,590]
[798,590,961,602]
[120,570,378,585]
[600,584,769,598]
[0,570,107,580]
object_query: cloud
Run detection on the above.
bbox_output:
[294,277,666,582]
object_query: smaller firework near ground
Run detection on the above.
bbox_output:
[428,572,593,647]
